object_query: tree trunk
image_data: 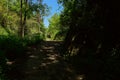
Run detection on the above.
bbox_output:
[19,0,28,38]
[19,0,23,38]
[22,0,28,37]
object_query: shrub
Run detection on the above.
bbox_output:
[24,33,44,46]
[0,34,44,80]
[0,35,25,61]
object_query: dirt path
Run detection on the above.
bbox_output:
[8,41,84,80]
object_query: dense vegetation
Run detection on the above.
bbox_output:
[58,0,120,79]
[46,13,67,40]
[0,0,120,80]
[0,0,49,79]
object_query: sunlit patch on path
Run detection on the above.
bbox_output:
[9,41,85,80]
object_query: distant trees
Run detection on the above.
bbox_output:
[47,13,60,40]
[47,13,68,40]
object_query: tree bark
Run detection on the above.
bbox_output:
[22,0,28,37]
[19,0,28,38]
[19,0,23,38]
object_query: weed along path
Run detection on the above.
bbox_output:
[8,41,84,80]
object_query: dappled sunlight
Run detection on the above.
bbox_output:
[76,75,86,80]
[6,61,15,65]
[29,55,38,59]
[47,53,60,60]
[41,46,54,50]
[6,41,83,80]
[48,56,57,60]
[0,0,119,79]
[46,49,54,53]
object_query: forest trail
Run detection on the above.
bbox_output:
[8,41,84,80]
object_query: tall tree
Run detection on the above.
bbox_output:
[18,0,49,38]
[0,0,49,37]
[19,0,23,37]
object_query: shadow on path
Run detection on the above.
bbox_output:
[7,41,85,80]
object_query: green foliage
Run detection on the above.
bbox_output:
[0,35,25,61]
[0,0,49,37]
[0,34,44,60]
[0,0,49,79]
[24,33,44,46]
[0,34,44,79]
[0,27,8,35]
[47,13,67,40]
[59,0,120,79]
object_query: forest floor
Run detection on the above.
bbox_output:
[6,41,85,80]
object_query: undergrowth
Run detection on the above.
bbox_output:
[0,34,43,79]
